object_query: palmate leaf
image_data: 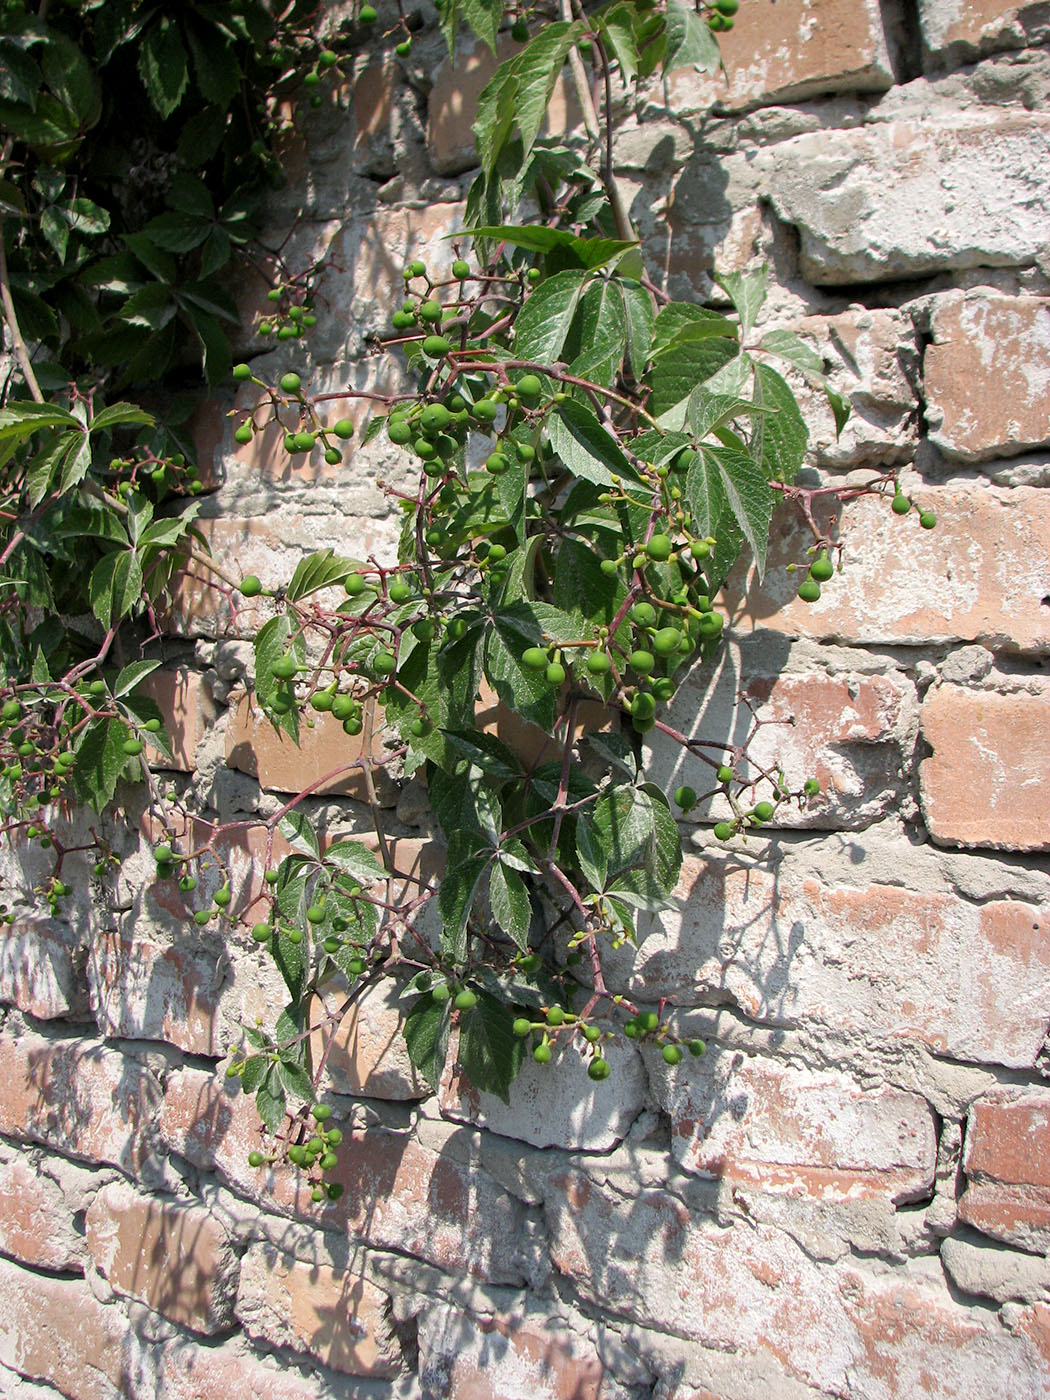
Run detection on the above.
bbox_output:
[664,0,721,74]
[464,225,637,271]
[513,269,588,363]
[285,549,360,603]
[456,988,526,1103]
[711,445,776,578]
[403,993,452,1091]
[752,362,808,484]
[138,17,189,119]
[547,398,640,488]
[474,21,584,177]
[489,861,531,951]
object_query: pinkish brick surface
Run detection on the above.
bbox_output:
[959,1091,1050,1252]
[919,683,1050,851]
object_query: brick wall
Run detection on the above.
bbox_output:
[2,3,1050,1397]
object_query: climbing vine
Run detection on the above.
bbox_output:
[0,0,936,1200]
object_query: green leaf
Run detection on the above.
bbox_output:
[575,819,608,892]
[474,22,584,177]
[464,225,637,271]
[664,0,721,74]
[684,449,726,539]
[651,302,738,356]
[439,729,522,783]
[548,398,639,488]
[712,445,776,578]
[72,716,130,811]
[753,361,808,484]
[182,303,230,388]
[717,268,768,340]
[430,764,502,845]
[686,387,771,443]
[324,840,387,884]
[121,283,176,332]
[597,3,640,81]
[437,830,489,960]
[759,328,824,377]
[89,402,155,434]
[490,861,531,951]
[285,549,359,603]
[255,1071,287,1133]
[0,177,27,216]
[185,21,242,106]
[0,400,79,443]
[142,211,211,253]
[483,602,558,730]
[112,659,161,700]
[57,431,91,494]
[568,278,629,386]
[276,1057,314,1103]
[272,923,307,1001]
[649,337,739,426]
[278,809,320,861]
[458,0,503,55]
[138,18,189,119]
[41,32,101,129]
[456,988,526,1104]
[239,1055,268,1094]
[619,278,655,378]
[513,269,588,363]
[88,549,143,625]
[403,993,451,1091]
[254,613,303,740]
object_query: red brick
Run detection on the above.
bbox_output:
[920,683,1050,852]
[86,1181,237,1335]
[925,294,1050,462]
[920,0,1050,58]
[0,1031,162,1173]
[88,928,226,1057]
[160,1067,524,1284]
[0,1148,89,1272]
[0,1257,133,1400]
[0,917,88,1020]
[236,1243,399,1377]
[668,0,891,110]
[309,981,430,1101]
[649,666,915,830]
[546,1169,1050,1397]
[665,1054,936,1203]
[153,1335,338,1400]
[724,484,1050,653]
[625,857,1050,1067]
[139,667,213,772]
[959,1091,1050,1252]
[432,1312,604,1400]
[224,692,397,803]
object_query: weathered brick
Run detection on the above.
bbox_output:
[959,1091,1050,1252]
[661,1051,937,1202]
[139,666,214,772]
[543,1170,1050,1397]
[920,0,1050,61]
[919,682,1050,851]
[152,1335,359,1400]
[942,1235,1050,1304]
[0,916,89,1020]
[310,981,430,1101]
[767,114,1050,284]
[668,0,892,111]
[646,661,916,830]
[924,293,1050,462]
[0,1256,135,1400]
[85,1180,237,1335]
[439,1031,646,1152]
[725,485,1050,653]
[616,853,1050,1066]
[797,307,921,468]
[225,692,397,804]
[0,1031,162,1173]
[160,1067,526,1284]
[236,1242,399,1377]
[0,1144,94,1272]
[88,927,227,1057]
[418,1304,604,1400]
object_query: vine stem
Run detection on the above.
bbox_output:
[0,233,43,404]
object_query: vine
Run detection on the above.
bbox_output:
[0,0,937,1199]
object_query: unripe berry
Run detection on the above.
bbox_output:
[713,821,733,841]
[279,372,302,394]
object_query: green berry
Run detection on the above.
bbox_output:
[713,821,733,841]
[359,3,377,22]
[717,765,734,784]
[333,418,355,440]
[674,785,697,810]
[373,650,397,676]
[804,778,821,796]
[154,844,172,864]
[662,1043,684,1065]
[345,573,367,596]
[809,553,834,582]
[419,299,442,323]
[388,579,412,603]
[646,534,673,562]
[630,649,655,675]
[652,627,683,656]
[688,1038,707,1057]
[251,922,271,941]
[306,902,325,923]
[752,800,775,822]
[239,575,263,597]
[588,1057,611,1081]
[522,647,548,670]
[122,739,144,756]
[454,988,477,1011]
[233,363,252,381]
[472,398,498,423]
[311,1103,332,1121]
[631,602,658,627]
[545,662,566,686]
[280,372,302,394]
[388,419,413,444]
[511,17,529,40]
[919,511,937,529]
[586,651,611,675]
[513,1017,533,1036]
[797,579,822,603]
[533,1042,552,1064]
[891,493,911,515]
[431,983,450,1003]
[546,1006,566,1026]
[422,335,451,358]
[214,886,232,908]
[452,259,470,279]
[272,654,298,680]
